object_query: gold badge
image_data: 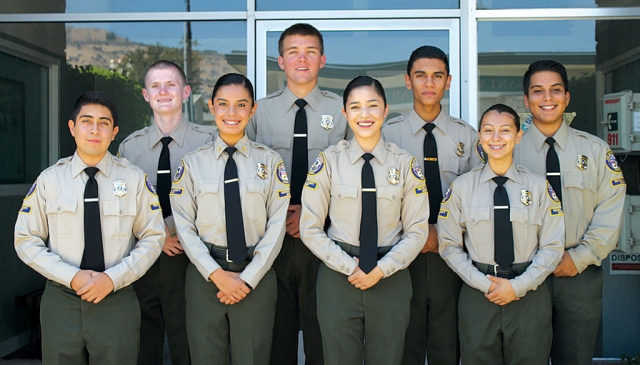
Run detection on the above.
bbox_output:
[388,168,400,185]
[320,115,334,130]
[456,142,465,158]
[256,163,268,179]
[577,155,588,170]
[113,180,128,197]
[520,190,532,206]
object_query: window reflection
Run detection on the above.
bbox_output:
[257,0,458,11]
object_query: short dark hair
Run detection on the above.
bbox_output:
[211,73,255,106]
[523,60,569,94]
[407,46,449,76]
[278,23,324,56]
[70,91,119,127]
[343,76,386,108]
[479,103,520,132]
[144,60,187,87]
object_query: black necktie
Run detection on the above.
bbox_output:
[157,136,173,219]
[423,123,443,225]
[545,137,563,203]
[81,167,105,272]
[291,98,308,205]
[359,153,378,274]
[493,176,514,268]
[224,147,247,265]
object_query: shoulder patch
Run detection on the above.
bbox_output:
[174,160,186,182]
[475,140,486,163]
[145,175,157,195]
[411,157,425,181]
[276,161,289,185]
[442,184,453,203]
[304,179,318,190]
[25,181,37,199]
[309,153,326,175]
[546,181,561,204]
[605,150,622,174]
[610,177,626,187]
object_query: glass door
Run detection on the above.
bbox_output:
[255,19,460,118]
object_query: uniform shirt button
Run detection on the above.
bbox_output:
[120,209,123,215]
[326,255,331,261]
[340,265,345,271]
[57,207,61,212]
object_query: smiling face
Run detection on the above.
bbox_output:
[479,110,522,164]
[68,104,119,166]
[343,85,388,148]
[405,57,451,110]
[277,34,326,89]
[524,71,570,130]
[143,66,191,117]
[208,84,257,147]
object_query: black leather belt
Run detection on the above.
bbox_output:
[473,261,531,279]
[335,241,393,260]
[205,242,255,262]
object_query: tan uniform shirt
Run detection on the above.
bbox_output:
[170,135,289,288]
[513,122,626,273]
[247,85,351,175]
[118,116,216,235]
[438,164,565,298]
[14,152,166,291]
[300,138,430,278]
[382,107,484,197]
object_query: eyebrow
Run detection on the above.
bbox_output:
[79,114,112,122]
[530,83,564,88]
[414,70,446,75]
[215,98,250,103]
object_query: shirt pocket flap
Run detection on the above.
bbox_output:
[103,199,137,216]
[330,184,358,200]
[441,157,460,174]
[510,207,541,226]
[461,207,490,225]
[563,172,596,192]
[195,179,220,196]
[246,179,267,196]
[271,134,291,149]
[377,186,402,201]
[46,197,78,214]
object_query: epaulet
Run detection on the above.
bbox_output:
[470,163,484,173]
[112,154,144,173]
[42,156,72,173]
[449,116,477,131]
[120,126,150,145]
[187,141,215,157]
[262,89,284,100]
[249,140,278,155]
[384,141,400,154]
[515,164,531,174]
[383,115,406,127]
[569,127,608,147]
[320,89,342,100]
[326,140,349,153]
[188,123,217,136]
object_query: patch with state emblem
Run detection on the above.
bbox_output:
[411,157,425,181]
[605,150,622,173]
[442,185,452,204]
[173,160,186,182]
[309,153,325,175]
[546,181,561,204]
[145,175,157,195]
[276,161,289,185]
[475,140,486,163]
[25,182,37,199]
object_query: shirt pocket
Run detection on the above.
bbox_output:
[510,207,542,249]
[563,172,597,217]
[195,179,220,222]
[377,185,403,224]
[269,134,291,150]
[245,179,267,224]
[103,199,137,240]
[329,184,358,223]
[308,133,330,156]
[442,156,465,176]
[46,197,78,238]
[460,207,491,246]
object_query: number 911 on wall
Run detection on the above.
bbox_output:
[602,90,640,153]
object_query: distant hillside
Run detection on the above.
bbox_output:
[65,26,240,93]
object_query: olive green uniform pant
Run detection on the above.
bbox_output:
[549,265,604,365]
[185,263,277,365]
[270,234,324,365]
[458,280,552,365]
[316,263,412,365]
[134,252,190,365]
[402,252,462,365]
[41,281,140,365]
